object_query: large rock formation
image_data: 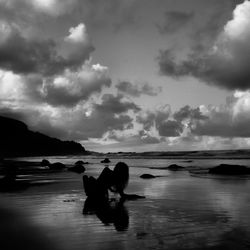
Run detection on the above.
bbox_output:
[0,116,86,157]
[209,164,250,175]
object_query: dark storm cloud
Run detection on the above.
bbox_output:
[158,120,183,137]
[0,23,94,76]
[7,63,111,108]
[158,43,250,91]
[136,105,184,137]
[0,0,141,33]
[0,0,82,20]
[137,105,208,138]
[94,94,141,114]
[158,1,250,91]
[136,105,171,131]
[42,66,111,107]
[136,111,156,131]
[190,0,243,52]
[173,105,207,122]
[68,94,140,139]
[116,81,160,97]
[0,29,60,75]
[0,93,140,141]
[157,11,194,34]
[191,109,250,138]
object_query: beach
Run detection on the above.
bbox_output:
[1,156,250,250]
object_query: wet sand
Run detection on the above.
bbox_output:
[1,157,250,250]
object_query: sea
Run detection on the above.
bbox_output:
[1,155,250,250]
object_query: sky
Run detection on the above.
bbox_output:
[1,0,250,152]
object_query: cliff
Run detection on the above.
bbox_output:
[0,116,86,157]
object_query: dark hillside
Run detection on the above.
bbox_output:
[0,116,85,157]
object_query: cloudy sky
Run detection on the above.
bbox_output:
[1,0,250,152]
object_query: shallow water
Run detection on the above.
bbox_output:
[1,157,250,250]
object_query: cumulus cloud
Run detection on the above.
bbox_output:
[0,1,143,144]
[0,0,79,17]
[42,63,111,107]
[190,0,242,53]
[158,120,183,137]
[30,0,78,16]
[138,130,161,144]
[173,105,207,122]
[136,97,250,139]
[157,11,194,34]
[0,0,141,33]
[159,0,250,90]
[0,93,140,140]
[53,93,140,140]
[116,81,161,97]
[137,105,184,137]
[61,23,94,69]
[0,61,111,107]
[0,21,94,76]
[129,90,250,150]
[136,105,171,131]
[65,23,87,43]
[90,94,140,118]
[103,129,161,145]
[0,18,107,108]
[0,22,59,75]
[191,91,250,137]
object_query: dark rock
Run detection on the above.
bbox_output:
[49,162,66,170]
[140,174,156,179]
[41,159,50,166]
[68,165,86,174]
[75,160,89,165]
[167,164,185,171]
[209,164,250,175]
[75,160,84,165]
[101,158,111,163]
[75,161,84,165]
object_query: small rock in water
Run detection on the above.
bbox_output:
[167,164,185,171]
[75,160,84,165]
[140,174,156,179]
[49,162,66,170]
[101,158,111,163]
[68,165,86,174]
[41,159,50,166]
